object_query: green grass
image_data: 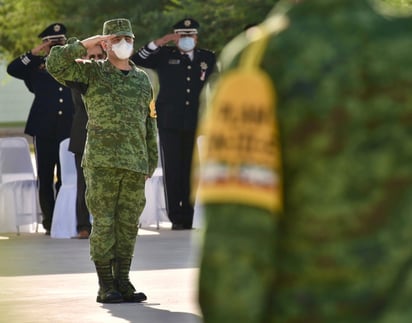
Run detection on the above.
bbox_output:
[0,121,25,128]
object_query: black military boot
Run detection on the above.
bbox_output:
[113,258,147,303]
[94,260,123,303]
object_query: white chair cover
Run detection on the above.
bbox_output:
[139,135,205,229]
[139,167,169,228]
[140,135,169,228]
[0,137,40,234]
[193,135,205,229]
[50,138,77,238]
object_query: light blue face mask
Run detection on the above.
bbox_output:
[178,37,195,52]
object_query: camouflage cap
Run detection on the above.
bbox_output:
[103,18,134,38]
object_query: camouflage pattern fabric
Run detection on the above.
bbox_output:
[199,204,276,323]
[198,0,412,322]
[46,38,157,262]
[46,38,158,177]
[103,18,134,38]
[84,167,145,261]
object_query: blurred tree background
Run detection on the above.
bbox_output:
[0,0,411,62]
[0,0,274,61]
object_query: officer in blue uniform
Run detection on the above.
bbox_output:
[131,18,216,229]
[7,23,74,234]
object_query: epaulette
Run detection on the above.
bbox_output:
[196,48,215,55]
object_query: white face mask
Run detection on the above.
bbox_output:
[111,38,133,59]
[178,37,195,52]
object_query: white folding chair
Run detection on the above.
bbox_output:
[193,135,205,229]
[139,135,169,229]
[0,137,41,234]
[140,167,168,229]
[50,138,77,238]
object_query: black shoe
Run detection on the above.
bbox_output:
[45,231,50,236]
[172,224,185,230]
[71,230,90,239]
[116,280,147,303]
[122,292,147,303]
[96,288,123,303]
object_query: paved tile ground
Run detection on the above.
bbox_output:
[0,227,204,323]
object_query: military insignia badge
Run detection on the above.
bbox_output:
[196,26,286,213]
[184,19,191,27]
[53,24,61,32]
[168,59,181,65]
[200,62,208,81]
[198,68,282,212]
[149,99,157,118]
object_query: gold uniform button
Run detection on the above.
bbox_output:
[59,87,63,91]
[59,98,64,103]
[185,101,190,106]
[186,89,191,93]
[186,77,191,81]
[187,65,192,70]
[58,110,63,115]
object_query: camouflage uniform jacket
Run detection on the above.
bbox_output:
[46,38,158,176]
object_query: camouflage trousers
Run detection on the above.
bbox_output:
[83,167,146,261]
[198,204,277,323]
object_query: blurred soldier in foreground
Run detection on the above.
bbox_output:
[197,0,412,322]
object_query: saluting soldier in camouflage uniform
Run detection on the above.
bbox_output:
[197,0,412,322]
[47,18,158,304]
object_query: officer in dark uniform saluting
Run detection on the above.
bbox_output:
[67,45,106,239]
[7,23,74,234]
[131,18,216,230]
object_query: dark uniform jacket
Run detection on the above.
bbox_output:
[131,45,216,131]
[67,86,87,155]
[7,51,73,140]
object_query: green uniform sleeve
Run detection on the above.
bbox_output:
[46,37,88,86]
[146,115,158,176]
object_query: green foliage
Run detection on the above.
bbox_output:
[0,0,59,60]
[1,0,410,62]
[0,0,274,61]
[382,0,412,5]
